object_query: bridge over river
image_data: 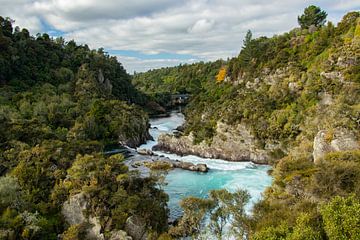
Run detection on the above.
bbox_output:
[170,94,191,105]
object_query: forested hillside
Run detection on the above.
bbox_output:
[0,17,169,239]
[132,60,224,107]
[185,12,359,145]
[0,5,359,239]
[134,9,360,239]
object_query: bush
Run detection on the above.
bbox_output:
[62,224,88,240]
[324,150,360,162]
[252,222,290,240]
[321,195,360,240]
[311,159,360,199]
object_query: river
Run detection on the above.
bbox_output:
[138,111,272,221]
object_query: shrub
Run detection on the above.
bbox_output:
[321,195,360,240]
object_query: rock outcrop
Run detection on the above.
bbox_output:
[154,122,279,164]
[98,69,113,93]
[313,129,359,164]
[145,101,167,115]
[62,193,136,240]
[320,71,344,82]
[119,128,153,148]
[125,216,147,240]
[62,193,105,240]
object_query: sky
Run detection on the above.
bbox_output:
[0,0,359,73]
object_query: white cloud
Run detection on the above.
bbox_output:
[0,0,359,72]
[0,0,42,33]
[188,19,215,34]
[326,0,360,11]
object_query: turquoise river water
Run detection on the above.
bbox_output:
[138,111,272,220]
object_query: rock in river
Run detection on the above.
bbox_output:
[172,161,208,172]
[137,148,154,156]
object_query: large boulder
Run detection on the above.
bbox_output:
[62,192,88,225]
[313,129,359,164]
[178,161,194,170]
[125,216,147,240]
[171,161,208,172]
[137,148,154,156]
[62,192,105,240]
[196,163,208,172]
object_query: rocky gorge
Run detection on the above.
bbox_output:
[1,8,359,240]
[127,111,272,220]
[153,122,280,165]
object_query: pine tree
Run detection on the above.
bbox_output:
[298,5,328,29]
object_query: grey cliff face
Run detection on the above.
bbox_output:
[154,122,282,164]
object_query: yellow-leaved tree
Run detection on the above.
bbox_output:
[216,66,227,83]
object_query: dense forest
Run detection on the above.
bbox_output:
[134,8,360,239]
[0,16,169,239]
[132,60,224,107]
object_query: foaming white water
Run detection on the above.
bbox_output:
[153,151,253,171]
[138,112,184,151]
[139,111,254,171]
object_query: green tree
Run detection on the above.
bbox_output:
[169,189,250,239]
[243,30,253,49]
[298,5,327,29]
[252,223,290,240]
[288,213,322,240]
[238,30,255,67]
[168,197,213,237]
[62,224,88,240]
[207,189,250,239]
[0,176,23,211]
[226,189,250,237]
[208,189,233,239]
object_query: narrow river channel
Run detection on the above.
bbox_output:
[138,111,272,220]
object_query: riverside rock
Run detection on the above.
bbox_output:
[196,163,208,172]
[119,129,153,148]
[172,161,208,172]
